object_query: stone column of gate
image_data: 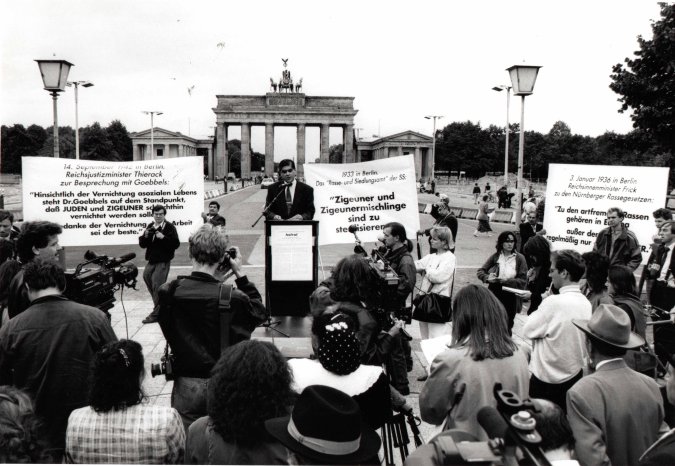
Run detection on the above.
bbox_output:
[207,146,213,180]
[426,147,433,178]
[265,123,274,177]
[398,146,404,157]
[414,147,422,178]
[216,123,227,178]
[133,143,141,161]
[343,124,354,163]
[320,123,330,163]
[297,124,306,177]
[241,123,251,179]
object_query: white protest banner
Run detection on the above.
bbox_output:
[304,155,420,245]
[543,163,669,260]
[22,157,204,247]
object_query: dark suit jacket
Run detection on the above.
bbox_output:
[265,180,315,220]
[646,243,675,281]
[519,222,543,252]
[567,359,663,466]
[204,213,226,227]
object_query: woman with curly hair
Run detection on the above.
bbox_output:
[185,340,294,464]
[0,385,52,463]
[419,285,529,440]
[522,235,552,315]
[65,340,185,464]
[477,231,528,331]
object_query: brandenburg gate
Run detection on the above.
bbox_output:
[213,62,358,179]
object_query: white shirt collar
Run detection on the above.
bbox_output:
[595,358,623,370]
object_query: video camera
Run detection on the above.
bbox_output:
[425,384,551,466]
[64,250,138,314]
[348,225,412,341]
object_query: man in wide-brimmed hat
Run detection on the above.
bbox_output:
[567,303,664,466]
[265,385,381,465]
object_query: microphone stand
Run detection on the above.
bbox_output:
[252,182,289,228]
[254,181,292,337]
[259,288,290,338]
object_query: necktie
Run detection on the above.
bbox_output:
[663,246,672,281]
[285,186,293,215]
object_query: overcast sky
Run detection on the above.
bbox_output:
[0,0,662,161]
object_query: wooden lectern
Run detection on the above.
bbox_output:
[264,220,318,316]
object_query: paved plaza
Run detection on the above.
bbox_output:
[82,180,531,455]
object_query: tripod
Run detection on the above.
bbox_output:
[380,361,424,465]
[381,411,423,465]
[257,288,290,337]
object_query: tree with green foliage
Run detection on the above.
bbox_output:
[106,120,133,161]
[610,2,675,155]
[329,144,344,163]
[37,127,75,160]
[80,123,118,160]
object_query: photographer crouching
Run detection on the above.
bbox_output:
[157,224,266,431]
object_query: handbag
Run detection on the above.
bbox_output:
[413,282,452,324]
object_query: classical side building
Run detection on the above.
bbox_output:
[355,131,433,179]
[129,127,213,176]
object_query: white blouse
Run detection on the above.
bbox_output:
[415,250,456,297]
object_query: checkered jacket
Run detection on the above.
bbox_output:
[65,404,185,464]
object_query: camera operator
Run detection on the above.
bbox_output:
[7,220,62,319]
[309,254,404,365]
[157,224,266,431]
[381,222,416,395]
[309,254,410,414]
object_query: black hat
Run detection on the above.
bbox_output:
[265,385,381,464]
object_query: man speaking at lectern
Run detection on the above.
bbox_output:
[265,159,315,221]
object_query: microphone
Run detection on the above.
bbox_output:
[84,250,136,267]
[348,225,367,255]
[477,406,509,440]
[109,252,136,267]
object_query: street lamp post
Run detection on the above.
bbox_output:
[142,111,163,159]
[507,64,541,228]
[67,80,94,159]
[35,59,74,158]
[424,115,443,180]
[492,85,512,187]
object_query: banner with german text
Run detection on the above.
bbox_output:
[22,157,204,246]
[304,155,420,245]
[544,163,669,261]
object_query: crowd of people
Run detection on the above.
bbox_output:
[1,165,675,466]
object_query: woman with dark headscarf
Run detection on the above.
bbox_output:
[477,231,528,330]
